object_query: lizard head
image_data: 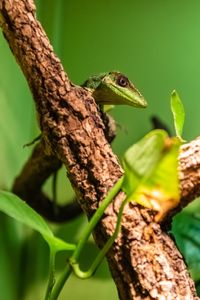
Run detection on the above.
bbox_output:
[92,71,147,108]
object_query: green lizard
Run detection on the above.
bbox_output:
[81,71,147,144]
[82,71,147,109]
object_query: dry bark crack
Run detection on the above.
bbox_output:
[0,1,200,299]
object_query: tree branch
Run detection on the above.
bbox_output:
[0,1,200,299]
[12,138,82,222]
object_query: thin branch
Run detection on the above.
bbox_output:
[12,139,82,222]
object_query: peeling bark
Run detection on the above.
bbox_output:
[0,1,200,299]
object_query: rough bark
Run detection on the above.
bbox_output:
[0,1,200,299]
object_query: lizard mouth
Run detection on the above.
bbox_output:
[109,83,147,108]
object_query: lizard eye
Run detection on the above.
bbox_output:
[116,75,129,87]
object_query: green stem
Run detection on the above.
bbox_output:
[70,176,124,264]
[49,263,71,300]
[50,176,124,299]
[71,195,127,278]
[45,247,56,300]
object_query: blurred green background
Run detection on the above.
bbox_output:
[0,0,200,299]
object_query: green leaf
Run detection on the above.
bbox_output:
[173,212,200,281]
[122,130,181,221]
[131,138,180,221]
[0,191,75,252]
[171,90,185,141]
[122,130,168,195]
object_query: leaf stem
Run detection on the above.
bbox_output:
[45,247,56,300]
[49,263,71,300]
[70,176,124,264]
[71,195,128,278]
[50,176,124,299]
